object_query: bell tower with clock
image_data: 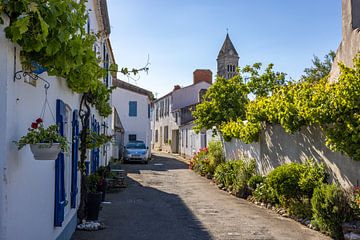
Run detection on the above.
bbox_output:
[217,33,239,79]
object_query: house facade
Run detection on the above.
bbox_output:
[112,79,153,159]
[152,70,212,155]
[0,1,114,239]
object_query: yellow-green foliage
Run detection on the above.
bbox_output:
[222,55,360,161]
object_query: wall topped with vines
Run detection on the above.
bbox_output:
[221,55,360,161]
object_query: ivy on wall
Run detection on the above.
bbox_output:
[0,0,115,116]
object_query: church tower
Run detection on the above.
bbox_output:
[217,33,239,79]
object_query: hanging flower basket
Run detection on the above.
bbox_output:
[30,143,61,160]
[15,118,69,161]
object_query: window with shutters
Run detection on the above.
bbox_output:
[129,101,137,117]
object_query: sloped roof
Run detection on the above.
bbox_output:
[113,79,154,100]
[217,33,239,58]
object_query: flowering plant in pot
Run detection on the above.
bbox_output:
[15,118,68,160]
[85,174,103,221]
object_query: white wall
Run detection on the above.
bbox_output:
[0,2,113,238]
[171,81,211,111]
[223,138,260,161]
[152,95,178,152]
[112,87,151,147]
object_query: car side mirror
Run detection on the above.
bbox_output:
[146,146,149,149]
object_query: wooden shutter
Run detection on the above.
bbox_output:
[71,110,79,209]
[54,99,66,226]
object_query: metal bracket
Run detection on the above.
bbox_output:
[14,70,50,89]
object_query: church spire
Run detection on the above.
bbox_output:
[217,33,239,79]
[217,33,239,59]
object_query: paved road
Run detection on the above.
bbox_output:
[72,152,330,240]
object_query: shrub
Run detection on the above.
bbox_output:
[287,199,312,219]
[214,158,256,197]
[298,160,328,199]
[248,174,265,191]
[191,148,209,176]
[252,182,278,205]
[266,163,304,203]
[207,141,225,174]
[311,183,353,239]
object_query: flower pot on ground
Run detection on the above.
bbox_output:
[86,192,102,221]
[15,118,68,160]
[85,174,103,221]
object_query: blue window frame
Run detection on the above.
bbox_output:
[129,101,137,117]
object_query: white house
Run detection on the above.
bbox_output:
[112,79,153,159]
[152,69,212,155]
[0,1,114,239]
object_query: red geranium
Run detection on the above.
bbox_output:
[36,118,43,123]
[31,122,38,129]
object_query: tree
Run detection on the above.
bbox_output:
[300,50,335,83]
[192,74,248,133]
[243,62,286,97]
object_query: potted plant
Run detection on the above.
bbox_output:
[15,118,68,160]
[85,174,103,221]
[96,166,110,202]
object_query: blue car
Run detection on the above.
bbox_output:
[124,141,150,164]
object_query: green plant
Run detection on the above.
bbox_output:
[207,141,225,174]
[298,160,328,199]
[85,131,112,149]
[167,139,172,145]
[248,174,265,191]
[266,163,304,203]
[15,118,68,151]
[311,183,353,239]
[191,148,210,176]
[86,174,101,194]
[214,159,256,197]
[252,182,278,205]
[287,198,312,219]
[0,0,114,117]
[350,186,360,218]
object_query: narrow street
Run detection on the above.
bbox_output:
[72,153,330,240]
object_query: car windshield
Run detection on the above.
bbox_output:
[126,142,146,149]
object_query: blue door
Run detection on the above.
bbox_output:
[71,110,79,208]
[54,99,66,226]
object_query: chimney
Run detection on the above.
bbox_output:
[173,85,181,91]
[343,0,360,37]
[193,69,212,85]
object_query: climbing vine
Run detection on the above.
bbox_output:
[0,0,114,116]
[222,55,360,161]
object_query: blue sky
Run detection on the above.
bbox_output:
[107,0,342,98]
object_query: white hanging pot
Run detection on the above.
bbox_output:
[30,143,61,160]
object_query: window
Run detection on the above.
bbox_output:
[164,126,169,143]
[155,130,158,142]
[129,101,137,117]
[199,89,207,102]
[129,134,137,141]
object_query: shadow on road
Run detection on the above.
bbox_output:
[72,154,212,240]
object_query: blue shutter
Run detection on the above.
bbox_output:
[71,110,79,208]
[129,101,137,117]
[55,99,66,226]
[90,115,96,174]
[148,104,150,118]
[96,121,100,170]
